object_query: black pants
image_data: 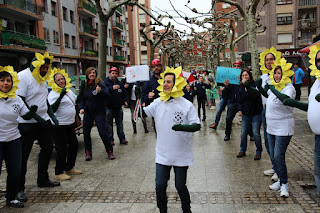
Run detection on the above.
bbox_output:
[197,98,206,118]
[18,123,54,190]
[293,84,301,100]
[129,100,148,132]
[0,137,22,200]
[225,103,238,136]
[53,125,79,175]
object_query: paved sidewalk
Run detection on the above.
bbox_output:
[0,87,318,213]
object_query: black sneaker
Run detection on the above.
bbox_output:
[224,135,230,141]
[38,179,60,187]
[6,199,24,208]
[16,191,27,202]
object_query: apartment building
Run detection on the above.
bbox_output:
[126,0,150,66]
[0,0,128,77]
[237,0,320,65]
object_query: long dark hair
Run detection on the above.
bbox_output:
[239,69,253,86]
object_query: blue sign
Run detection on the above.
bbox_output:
[216,67,241,85]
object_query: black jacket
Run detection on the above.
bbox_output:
[78,80,108,115]
[183,89,196,103]
[221,84,239,105]
[238,81,263,116]
[104,77,127,109]
[142,75,160,106]
[195,83,211,99]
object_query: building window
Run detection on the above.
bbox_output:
[277,33,293,44]
[64,34,69,48]
[70,10,74,23]
[72,36,76,48]
[53,30,59,44]
[277,0,292,4]
[41,0,48,13]
[63,7,68,21]
[43,27,50,43]
[110,47,112,56]
[277,13,292,25]
[142,50,147,55]
[225,52,230,58]
[106,46,109,55]
[139,13,145,19]
[51,1,57,16]
[222,3,231,9]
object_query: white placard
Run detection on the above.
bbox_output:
[126,65,150,83]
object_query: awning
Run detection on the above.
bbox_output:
[300,40,320,53]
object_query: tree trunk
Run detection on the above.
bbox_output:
[149,45,155,66]
[247,14,259,79]
[98,20,107,80]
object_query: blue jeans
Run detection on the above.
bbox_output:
[83,112,113,153]
[214,98,227,124]
[155,163,191,213]
[240,114,262,155]
[262,108,273,169]
[314,135,320,195]
[267,134,292,184]
[0,137,22,200]
[106,108,126,142]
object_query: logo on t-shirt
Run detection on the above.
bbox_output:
[118,89,122,93]
[173,111,184,124]
[12,104,20,114]
[202,86,205,89]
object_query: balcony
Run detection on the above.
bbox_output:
[115,7,122,16]
[78,0,96,18]
[80,49,98,58]
[114,39,124,47]
[0,30,46,50]
[298,18,317,29]
[298,38,313,46]
[79,24,98,39]
[114,55,126,61]
[299,0,317,7]
[0,0,44,20]
[277,0,293,4]
[113,21,124,32]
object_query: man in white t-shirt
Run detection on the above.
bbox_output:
[16,53,60,203]
[144,71,201,213]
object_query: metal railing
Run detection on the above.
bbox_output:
[79,0,96,14]
[298,39,313,46]
[299,0,317,6]
[81,48,98,57]
[298,18,317,28]
[1,30,46,50]
[115,22,124,30]
[82,24,98,36]
[116,7,122,14]
[115,39,123,45]
[0,0,44,16]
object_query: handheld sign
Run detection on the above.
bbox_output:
[126,65,150,83]
[216,67,241,85]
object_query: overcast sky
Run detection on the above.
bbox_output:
[150,0,212,34]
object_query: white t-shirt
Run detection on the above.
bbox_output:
[48,90,76,125]
[308,79,320,135]
[17,68,51,123]
[144,97,200,166]
[0,96,29,142]
[266,84,296,136]
[131,84,136,101]
[261,73,270,106]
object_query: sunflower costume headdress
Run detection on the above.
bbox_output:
[157,66,187,102]
[48,68,72,93]
[30,52,54,84]
[259,47,282,74]
[0,66,20,99]
[269,58,294,91]
[309,43,320,81]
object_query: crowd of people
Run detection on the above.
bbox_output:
[0,45,320,213]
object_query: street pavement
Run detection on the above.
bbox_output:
[0,87,319,213]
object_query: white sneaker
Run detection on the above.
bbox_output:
[280,183,289,198]
[210,106,216,110]
[271,173,278,182]
[269,180,280,191]
[263,168,275,176]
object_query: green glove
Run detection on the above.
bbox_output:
[256,78,268,98]
[283,98,308,112]
[21,105,38,120]
[76,80,85,104]
[243,80,260,98]
[32,113,47,126]
[269,85,289,102]
[47,102,59,126]
[51,87,67,112]
[172,123,201,132]
[316,93,320,102]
